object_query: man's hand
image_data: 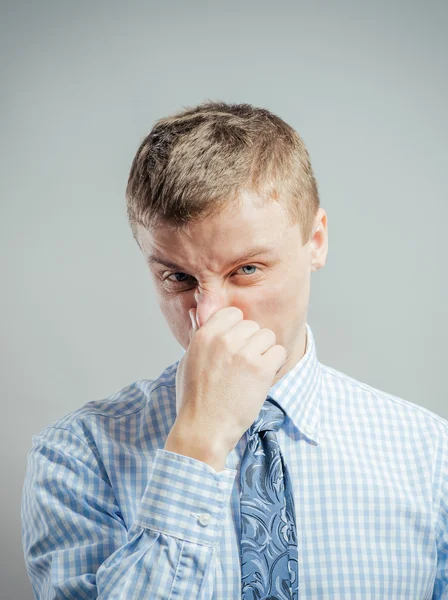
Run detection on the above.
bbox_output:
[165,306,287,471]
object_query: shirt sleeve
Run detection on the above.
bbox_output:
[21,425,237,599]
[433,428,448,599]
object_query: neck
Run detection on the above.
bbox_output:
[271,323,308,385]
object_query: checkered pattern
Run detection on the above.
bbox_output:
[21,323,448,598]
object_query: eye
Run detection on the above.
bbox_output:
[166,272,193,283]
[164,265,259,285]
[239,265,257,275]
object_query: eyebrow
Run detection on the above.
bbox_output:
[147,246,275,271]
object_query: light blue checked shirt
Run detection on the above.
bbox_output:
[22,323,448,599]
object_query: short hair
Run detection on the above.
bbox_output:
[126,100,320,245]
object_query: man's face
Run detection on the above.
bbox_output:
[136,189,328,381]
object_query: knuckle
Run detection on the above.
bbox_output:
[195,327,209,345]
[220,332,235,353]
[245,319,261,330]
[239,348,257,370]
[277,345,287,361]
[260,327,276,344]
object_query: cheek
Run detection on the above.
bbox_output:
[235,278,292,322]
[242,270,309,329]
[157,292,189,322]
[156,293,193,348]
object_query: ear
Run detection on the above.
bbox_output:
[310,208,328,272]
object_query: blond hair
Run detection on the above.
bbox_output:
[126,100,320,245]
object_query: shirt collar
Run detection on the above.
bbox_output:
[267,322,321,445]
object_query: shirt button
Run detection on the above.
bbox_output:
[198,513,211,526]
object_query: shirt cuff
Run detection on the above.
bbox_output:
[134,449,237,547]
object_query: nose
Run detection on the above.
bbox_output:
[194,288,231,328]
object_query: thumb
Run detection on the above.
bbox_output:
[189,308,198,335]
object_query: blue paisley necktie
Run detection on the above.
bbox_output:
[240,397,299,600]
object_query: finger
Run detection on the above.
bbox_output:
[189,308,198,335]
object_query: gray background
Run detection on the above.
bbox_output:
[1,0,447,597]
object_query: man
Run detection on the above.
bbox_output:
[22,101,447,599]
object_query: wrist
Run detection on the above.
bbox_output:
[164,419,229,472]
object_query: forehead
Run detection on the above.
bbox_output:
[137,190,299,258]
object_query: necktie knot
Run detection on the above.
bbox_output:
[248,397,286,437]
